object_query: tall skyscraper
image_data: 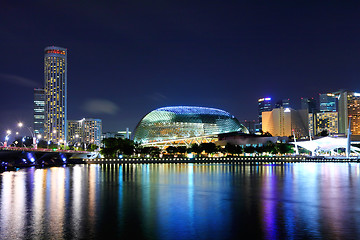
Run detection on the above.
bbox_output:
[301,97,317,113]
[337,91,360,136]
[33,88,45,135]
[262,107,308,137]
[44,46,67,143]
[319,93,337,112]
[275,99,290,108]
[258,97,272,123]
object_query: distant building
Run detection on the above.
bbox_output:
[301,97,317,113]
[308,113,316,137]
[239,120,257,134]
[258,97,272,123]
[67,118,102,147]
[101,129,132,147]
[44,46,67,143]
[275,99,290,108]
[316,112,338,135]
[262,107,308,137]
[319,93,337,112]
[67,120,82,144]
[34,88,45,135]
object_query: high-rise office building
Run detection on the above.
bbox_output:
[275,99,290,109]
[262,107,308,137]
[258,97,272,123]
[337,91,360,136]
[68,118,102,147]
[34,88,45,135]
[316,112,338,135]
[301,97,317,113]
[44,46,67,143]
[68,120,83,145]
[319,93,337,112]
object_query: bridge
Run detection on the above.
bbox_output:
[0,146,93,169]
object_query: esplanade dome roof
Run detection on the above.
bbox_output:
[133,106,248,144]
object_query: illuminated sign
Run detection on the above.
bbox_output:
[258,97,271,102]
[284,108,291,112]
[354,93,360,97]
[45,49,66,55]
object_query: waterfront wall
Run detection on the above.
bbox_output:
[83,156,360,164]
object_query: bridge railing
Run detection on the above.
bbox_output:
[0,146,89,153]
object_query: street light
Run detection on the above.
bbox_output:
[22,137,26,147]
[18,122,37,149]
[4,130,11,147]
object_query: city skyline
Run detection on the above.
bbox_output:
[1,1,360,136]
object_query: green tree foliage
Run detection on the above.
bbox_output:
[166,146,177,154]
[263,141,277,154]
[190,143,202,155]
[224,143,243,155]
[255,145,264,155]
[177,146,187,156]
[37,140,48,148]
[275,143,293,154]
[138,147,160,157]
[244,145,256,154]
[101,138,135,158]
[88,144,98,152]
[319,129,329,136]
[200,143,218,154]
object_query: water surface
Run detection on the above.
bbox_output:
[1,163,360,239]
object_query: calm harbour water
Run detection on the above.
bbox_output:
[1,163,360,240]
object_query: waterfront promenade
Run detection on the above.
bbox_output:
[84,155,360,164]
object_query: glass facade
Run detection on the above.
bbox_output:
[258,98,272,123]
[134,106,248,144]
[34,88,45,135]
[320,93,337,112]
[68,118,102,147]
[316,112,338,134]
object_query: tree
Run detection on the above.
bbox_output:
[200,143,218,155]
[255,145,264,155]
[190,143,202,156]
[166,146,177,155]
[100,138,135,158]
[319,129,329,136]
[225,143,237,155]
[177,146,187,156]
[275,143,293,154]
[244,145,256,154]
[263,141,277,154]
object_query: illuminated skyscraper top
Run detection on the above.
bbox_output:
[44,46,67,143]
[319,93,337,112]
[258,97,272,123]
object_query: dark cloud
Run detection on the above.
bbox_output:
[0,73,40,88]
[83,99,119,115]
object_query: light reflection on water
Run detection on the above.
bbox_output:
[0,163,360,239]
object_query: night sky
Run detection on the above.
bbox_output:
[1,1,360,138]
